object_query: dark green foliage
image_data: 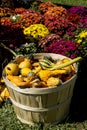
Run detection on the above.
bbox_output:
[15,43,43,56]
[12,0,34,8]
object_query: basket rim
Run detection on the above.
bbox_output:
[3,73,77,94]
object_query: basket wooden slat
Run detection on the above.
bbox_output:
[3,53,78,125]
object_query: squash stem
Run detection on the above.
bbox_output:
[50,57,82,70]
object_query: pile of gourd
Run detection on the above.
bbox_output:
[4,55,81,88]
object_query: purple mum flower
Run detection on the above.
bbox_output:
[45,39,80,58]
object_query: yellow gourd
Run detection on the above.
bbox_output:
[19,58,32,69]
[5,63,19,75]
[47,77,60,87]
[38,69,67,82]
[21,67,31,76]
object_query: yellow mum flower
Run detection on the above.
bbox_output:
[79,31,86,38]
[23,27,30,35]
[23,24,50,40]
[85,31,87,36]
[77,39,82,44]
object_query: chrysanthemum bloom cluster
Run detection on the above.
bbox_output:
[44,6,67,17]
[38,33,60,48]
[0,7,13,17]
[44,39,80,59]
[0,8,43,29]
[0,8,43,48]
[80,17,87,28]
[38,1,56,13]
[75,30,87,57]
[1,17,12,27]
[67,13,81,25]
[14,7,26,14]
[23,24,50,41]
[67,6,87,17]
[1,1,87,59]
[15,9,43,28]
[43,13,69,35]
[67,6,87,29]
[20,10,43,28]
[0,13,25,49]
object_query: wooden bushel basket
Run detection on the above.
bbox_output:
[3,53,78,125]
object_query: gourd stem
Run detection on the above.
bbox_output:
[0,43,17,57]
[50,57,82,70]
